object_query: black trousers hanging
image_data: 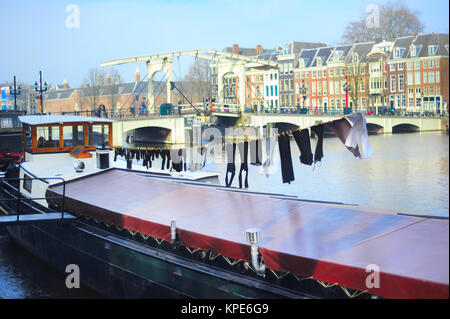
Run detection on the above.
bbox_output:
[250,139,262,166]
[238,141,249,189]
[277,133,295,184]
[292,129,313,166]
[225,142,236,187]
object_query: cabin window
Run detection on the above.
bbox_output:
[63,125,85,147]
[23,174,32,193]
[88,124,109,147]
[37,126,60,149]
[25,125,32,148]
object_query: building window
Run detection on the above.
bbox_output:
[399,74,404,91]
[436,60,440,68]
[415,61,420,69]
[390,75,396,92]
[398,63,404,70]
[329,69,334,77]
[275,85,278,96]
[390,64,395,71]
[428,60,434,68]
[407,61,413,69]
[423,72,427,84]
[428,72,434,83]
[407,72,413,85]
[414,71,421,85]
[436,71,440,83]
[270,86,273,96]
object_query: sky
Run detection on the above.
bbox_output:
[1,0,449,87]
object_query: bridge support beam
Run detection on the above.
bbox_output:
[147,58,173,114]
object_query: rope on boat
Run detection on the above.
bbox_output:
[139,233,150,240]
[269,269,290,280]
[208,251,220,261]
[222,256,241,266]
[341,286,368,298]
[185,247,201,254]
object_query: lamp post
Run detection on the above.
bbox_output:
[9,76,21,111]
[34,70,48,114]
[300,79,307,114]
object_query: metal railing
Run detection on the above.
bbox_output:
[0,176,67,222]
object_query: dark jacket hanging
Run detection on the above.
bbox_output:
[278,133,295,184]
[292,129,313,166]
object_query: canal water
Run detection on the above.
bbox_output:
[0,131,448,298]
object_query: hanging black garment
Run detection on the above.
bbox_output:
[311,124,324,163]
[292,129,313,166]
[114,148,118,161]
[250,139,262,166]
[325,118,360,157]
[161,151,166,170]
[278,133,295,184]
[237,141,249,189]
[225,142,236,187]
[166,150,171,169]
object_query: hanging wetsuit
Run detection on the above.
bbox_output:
[277,133,295,184]
[237,141,249,189]
[310,124,324,164]
[225,142,236,187]
[326,118,360,157]
[292,129,313,166]
[250,139,262,166]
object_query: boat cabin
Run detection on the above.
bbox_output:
[19,115,113,157]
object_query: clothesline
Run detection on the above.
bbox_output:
[113,112,373,187]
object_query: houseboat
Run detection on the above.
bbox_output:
[0,115,448,299]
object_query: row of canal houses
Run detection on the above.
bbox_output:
[225,33,449,115]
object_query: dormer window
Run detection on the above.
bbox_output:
[352,53,359,64]
[410,45,416,57]
[299,58,306,68]
[316,57,322,67]
[331,50,343,61]
[428,45,438,56]
[394,47,405,59]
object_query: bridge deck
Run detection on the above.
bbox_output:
[46,169,449,299]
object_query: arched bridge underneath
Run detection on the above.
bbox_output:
[112,116,187,146]
[250,114,448,134]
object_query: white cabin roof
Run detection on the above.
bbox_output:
[19,115,114,126]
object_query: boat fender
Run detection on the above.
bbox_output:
[246,228,266,277]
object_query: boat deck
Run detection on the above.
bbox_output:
[46,169,449,299]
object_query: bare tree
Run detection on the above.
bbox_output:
[83,67,105,112]
[346,55,364,111]
[342,1,424,43]
[183,59,213,104]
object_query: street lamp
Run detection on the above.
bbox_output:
[34,70,48,114]
[9,76,21,111]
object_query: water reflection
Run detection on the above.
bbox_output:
[201,131,449,217]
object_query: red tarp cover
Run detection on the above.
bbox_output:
[47,169,449,299]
